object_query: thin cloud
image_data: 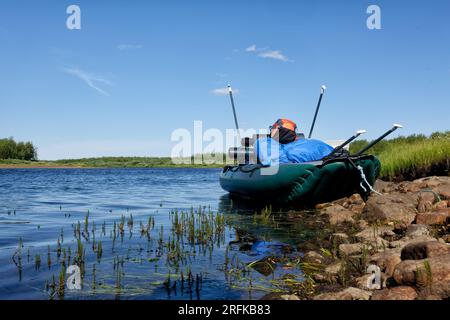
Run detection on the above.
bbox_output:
[117,44,143,51]
[258,50,291,62]
[245,44,292,62]
[211,87,239,96]
[63,67,112,96]
[245,44,257,52]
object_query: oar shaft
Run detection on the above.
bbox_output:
[354,125,402,156]
[308,85,326,139]
[329,133,360,155]
[228,85,239,132]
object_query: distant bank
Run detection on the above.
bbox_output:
[0,131,448,181]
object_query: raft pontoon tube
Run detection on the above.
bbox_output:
[219,155,381,206]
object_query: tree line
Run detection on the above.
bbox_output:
[0,137,37,161]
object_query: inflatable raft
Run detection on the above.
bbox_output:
[220,155,381,206]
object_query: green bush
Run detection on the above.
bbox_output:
[0,137,37,161]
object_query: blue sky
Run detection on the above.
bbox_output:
[0,0,449,160]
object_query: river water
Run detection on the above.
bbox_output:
[0,168,318,300]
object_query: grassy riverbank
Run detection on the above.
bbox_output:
[349,131,449,181]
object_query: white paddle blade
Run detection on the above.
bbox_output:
[393,123,403,128]
[320,85,327,94]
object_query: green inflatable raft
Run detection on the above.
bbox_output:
[220,155,381,206]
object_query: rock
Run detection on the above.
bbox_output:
[339,243,366,257]
[434,184,450,200]
[434,200,449,210]
[442,235,450,243]
[260,292,300,300]
[303,251,325,264]
[400,241,450,260]
[374,180,395,193]
[354,226,392,248]
[357,219,369,230]
[398,182,420,194]
[330,233,350,246]
[389,235,436,250]
[371,286,418,300]
[355,274,374,290]
[280,294,300,300]
[393,254,450,286]
[418,191,436,204]
[322,261,343,283]
[315,203,330,210]
[405,224,431,238]
[414,176,450,189]
[417,200,433,213]
[419,280,450,300]
[416,210,449,226]
[369,249,402,277]
[363,193,417,226]
[249,257,276,276]
[313,287,372,300]
[323,204,355,226]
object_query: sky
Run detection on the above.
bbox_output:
[0,0,449,160]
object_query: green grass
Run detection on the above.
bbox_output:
[349,131,450,181]
[0,156,224,168]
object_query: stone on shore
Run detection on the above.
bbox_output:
[363,193,417,226]
[393,254,450,286]
[323,204,355,226]
[369,249,402,277]
[405,224,431,238]
[415,209,450,226]
[400,241,450,260]
[371,286,418,300]
[313,287,372,300]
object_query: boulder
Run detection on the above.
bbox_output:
[330,233,350,246]
[400,241,449,260]
[323,204,355,226]
[354,226,393,248]
[313,287,372,300]
[338,243,366,257]
[419,280,450,300]
[371,286,418,300]
[414,176,450,189]
[434,200,449,210]
[434,184,450,200]
[393,254,450,286]
[369,249,402,277]
[405,224,431,238]
[415,209,449,226]
[303,251,325,265]
[363,193,417,226]
[389,235,436,250]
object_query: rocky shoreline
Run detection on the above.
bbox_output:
[265,176,450,300]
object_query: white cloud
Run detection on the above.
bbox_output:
[211,87,239,96]
[258,50,291,62]
[63,67,112,96]
[117,44,143,51]
[245,44,292,62]
[245,44,257,52]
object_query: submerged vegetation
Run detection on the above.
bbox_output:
[349,131,449,181]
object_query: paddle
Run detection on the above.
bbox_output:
[308,85,327,139]
[328,129,367,157]
[227,85,240,140]
[353,124,403,156]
